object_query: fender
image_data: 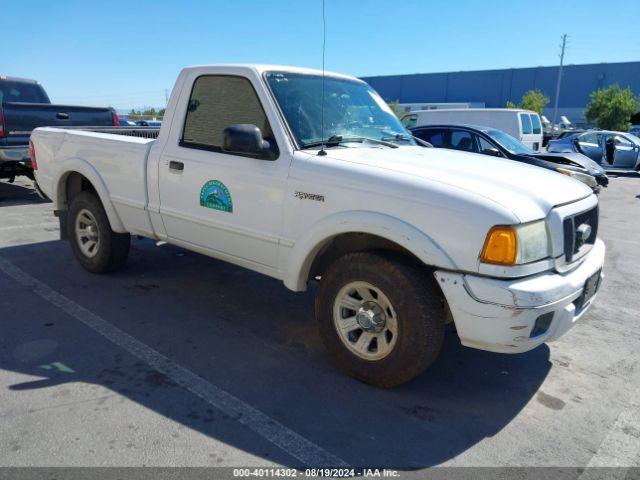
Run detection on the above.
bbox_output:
[282,210,457,291]
[53,157,127,233]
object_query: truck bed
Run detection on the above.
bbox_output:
[32,127,158,236]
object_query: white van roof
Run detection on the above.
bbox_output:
[411,108,538,115]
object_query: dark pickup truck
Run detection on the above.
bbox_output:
[0,76,118,181]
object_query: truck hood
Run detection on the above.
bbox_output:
[321,145,593,222]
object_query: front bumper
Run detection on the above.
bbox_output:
[435,239,605,354]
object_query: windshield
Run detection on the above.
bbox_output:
[265,71,413,147]
[486,129,532,155]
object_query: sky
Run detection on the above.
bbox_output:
[4,0,639,112]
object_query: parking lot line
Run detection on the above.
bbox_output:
[0,222,58,231]
[0,255,349,468]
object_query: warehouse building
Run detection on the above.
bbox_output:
[362,61,640,125]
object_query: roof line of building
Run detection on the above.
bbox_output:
[360,60,640,80]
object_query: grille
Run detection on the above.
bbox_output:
[563,206,598,262]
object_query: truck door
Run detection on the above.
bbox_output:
[157,74,287,271]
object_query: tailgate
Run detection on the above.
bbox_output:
[3,102,114,136]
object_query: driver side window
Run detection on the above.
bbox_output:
[181,75,275,155]
[477,136,499,155]
[579,132,598,146]
[450,130,478,153]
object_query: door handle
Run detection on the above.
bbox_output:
[56,112,69,120]
[169,161,184,171]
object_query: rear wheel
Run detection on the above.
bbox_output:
[315,252,445,388]
[67,191,130,273]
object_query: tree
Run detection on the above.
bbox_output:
[506,90,549,114]
[585,84,639,131]
[519,90,549,115]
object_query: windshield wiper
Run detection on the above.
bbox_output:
[301,135,398,149]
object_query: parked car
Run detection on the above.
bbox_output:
[30,64,605,387]
[0,76,119,181]
[402,108,544,151]
[556,129,586,139]
[135,120,162,127]
[119,118,136,126]
[410,124,607,192]
[548,130,640,170]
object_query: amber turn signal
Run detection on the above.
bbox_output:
[480,226,517,265]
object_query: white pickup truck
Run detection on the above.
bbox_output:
[30,65,605,387]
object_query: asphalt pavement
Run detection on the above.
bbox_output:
[0,175,639,474]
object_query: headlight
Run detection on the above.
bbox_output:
[480,220,550,265]
[557,168,597,189]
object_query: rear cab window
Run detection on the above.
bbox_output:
[181,75,277,159]
[0,80,49,104]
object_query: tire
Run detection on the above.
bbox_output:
[67,191,130,273]
[315,251,445,388]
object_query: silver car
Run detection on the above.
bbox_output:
[547,130,640,170]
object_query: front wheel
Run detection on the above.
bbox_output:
[315,252,445,388]
[67,191,130,273]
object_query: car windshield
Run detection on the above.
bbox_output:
[486,129,532,154]
[265,71,414,147]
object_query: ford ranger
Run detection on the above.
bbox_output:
[30,65,605,387]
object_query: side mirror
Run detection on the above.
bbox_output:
[482,147,502,157]
[223,124,275,159]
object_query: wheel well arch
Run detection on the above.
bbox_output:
[283,212,457,292]
[307,232,428,283]
[54,165,126,233]
[59,171,97,209]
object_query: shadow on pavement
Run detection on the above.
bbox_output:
[0,180,49,207]
[0,238,551,468]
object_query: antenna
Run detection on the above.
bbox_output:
[318,0,327,156]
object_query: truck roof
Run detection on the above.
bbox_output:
[0,76,39,84]
[181,64,364,83]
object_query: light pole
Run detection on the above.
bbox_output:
[552,34,568,128]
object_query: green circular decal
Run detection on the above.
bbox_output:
[199,180,233,213]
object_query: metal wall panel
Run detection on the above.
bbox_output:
[362,61,640,111]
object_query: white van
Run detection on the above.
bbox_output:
[402,108,544,151]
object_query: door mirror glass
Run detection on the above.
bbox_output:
[223,124,275,159]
